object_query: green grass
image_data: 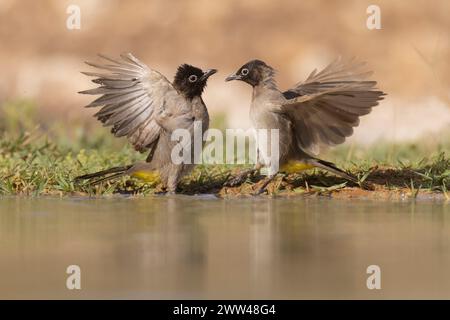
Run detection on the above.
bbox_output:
[0,129,448,198]
[0,99,449,198]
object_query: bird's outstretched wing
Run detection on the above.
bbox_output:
[80,53,192,153]
[281,57,385,155]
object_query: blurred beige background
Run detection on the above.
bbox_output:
[0,0,449,144]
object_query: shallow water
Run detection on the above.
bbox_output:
[0,196,449,299]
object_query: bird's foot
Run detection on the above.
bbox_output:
[154,184,169,195]
[359,180,376,191]
[225,169,257,187]
[253,174,283,195]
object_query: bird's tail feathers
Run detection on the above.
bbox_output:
[74,165,132,186]
[309,158,361,185]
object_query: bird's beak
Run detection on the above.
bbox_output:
[225,73,240,82]
[201,69,218,81]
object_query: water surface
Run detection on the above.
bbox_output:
[0,196,449,299]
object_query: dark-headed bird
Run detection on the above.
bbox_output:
[75,53,217,193]
[225,58,386,193]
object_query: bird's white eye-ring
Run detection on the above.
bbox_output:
[188,75,198,82]
[241,68,249,76]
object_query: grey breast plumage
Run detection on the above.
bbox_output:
[280,57,386,155]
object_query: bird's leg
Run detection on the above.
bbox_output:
[154,183,168,195]
[225,163,262,187]
[165,166,183,194]
[225,168,257,187]
[154,174,170,194]
[166,177,178,194]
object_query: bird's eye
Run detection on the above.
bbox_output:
[241,68,249,76]
[188,75,198,82]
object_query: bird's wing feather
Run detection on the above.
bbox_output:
[80,53,192,153]
[281,57,385,155]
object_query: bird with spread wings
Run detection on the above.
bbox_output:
[226,57,386,193]
[75,53,217,193]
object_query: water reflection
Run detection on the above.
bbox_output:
[0,196,448,299]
